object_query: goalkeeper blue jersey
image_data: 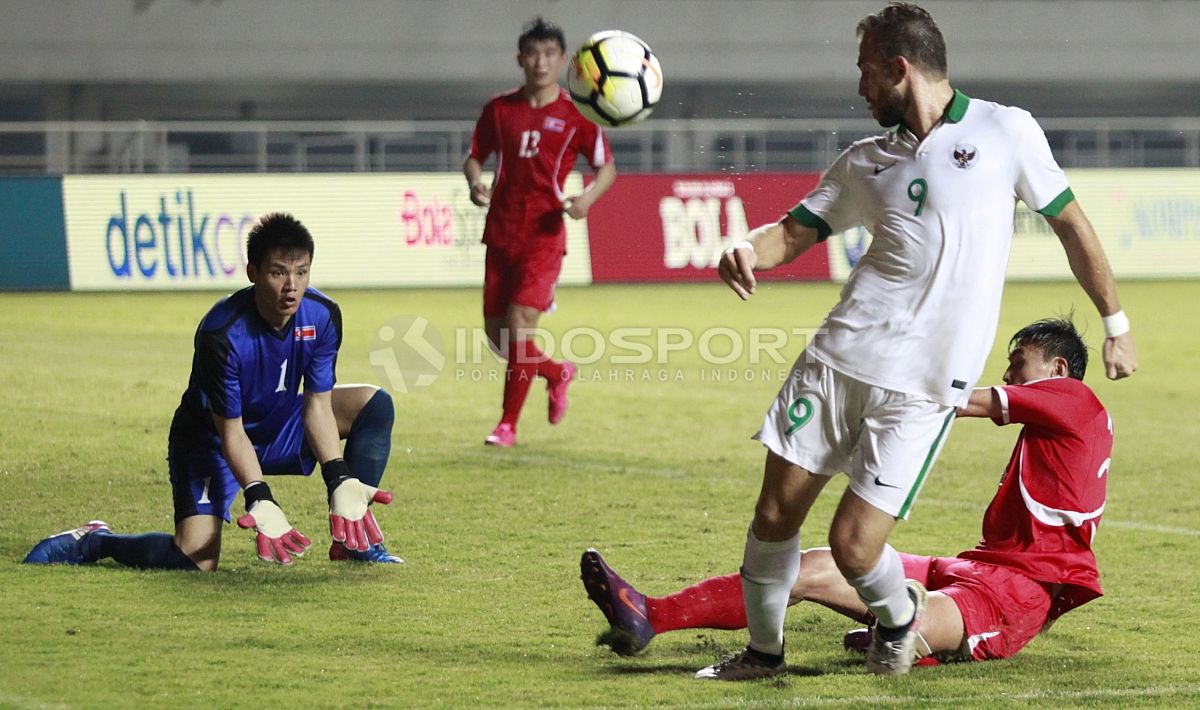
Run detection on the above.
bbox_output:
[169,285,341,473]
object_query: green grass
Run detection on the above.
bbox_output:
[2,280,1198,708]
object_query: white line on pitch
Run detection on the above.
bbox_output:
[444,450,1200,538]
[669,682,1200,709]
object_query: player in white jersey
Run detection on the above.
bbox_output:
[697,2,1138,681]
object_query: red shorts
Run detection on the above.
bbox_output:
[483,244,565,318]
[901,553,1054,661]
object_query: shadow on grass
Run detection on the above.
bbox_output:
[598,662,827,678]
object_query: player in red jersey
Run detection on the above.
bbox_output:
[464,16,616,448]
[582,317,1114,668]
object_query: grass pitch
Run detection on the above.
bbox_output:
[2,280,1198,708]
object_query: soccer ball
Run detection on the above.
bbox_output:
[568,31,663,127]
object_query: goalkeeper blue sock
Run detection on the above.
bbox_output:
[86,531,199,571]
[343,388,394,488]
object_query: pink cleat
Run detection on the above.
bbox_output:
[485,422,516,447]
[547,361,577,425]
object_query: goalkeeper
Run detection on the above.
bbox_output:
[25,213,400,570]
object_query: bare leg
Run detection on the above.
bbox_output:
[175,514,223,572]
[827,489,898,579]
[792,547,966,656]
[485,316,506,357]
[330,383,382,438]
[750,450,830,542]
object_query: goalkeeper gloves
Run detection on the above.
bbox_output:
[321,458,393,552]
[236,481,312,565]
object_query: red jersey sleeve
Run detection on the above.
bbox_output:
[994,377,1102,434]
[469,98,499,162]
[574,118,613,170]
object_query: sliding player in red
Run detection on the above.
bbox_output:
[584,318,1113,670]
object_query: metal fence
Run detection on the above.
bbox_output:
[2,117,1199,175]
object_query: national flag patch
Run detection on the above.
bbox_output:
[294,325,317,341]
[543,116,566,133]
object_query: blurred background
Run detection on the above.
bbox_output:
[3,0,1199,173]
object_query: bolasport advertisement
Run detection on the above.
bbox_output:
[61,173,593,290]
[584,173,831,283]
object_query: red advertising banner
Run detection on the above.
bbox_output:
[586,173,829,282]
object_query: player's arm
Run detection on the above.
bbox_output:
[463,155,491,207]
[214,413,312,565]
[213,413,266,489]
[302,390,342,464]
[304,390,392,551]
[564,162,617,220]
[1044,201,1138,379]
[718,214,821,300]
[956,387,1000,420]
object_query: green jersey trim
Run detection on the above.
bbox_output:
[789,204,832,241]
[1036,187,1076,217]
[897,409,956,519]
[944,89,970,123]
[899,89,969,133]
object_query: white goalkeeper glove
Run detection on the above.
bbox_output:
[235,481,312,565]
[322,459,393,552]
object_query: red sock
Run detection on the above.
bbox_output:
[501,340,539,427]
[646,573,746,633]
[523,340,563,381]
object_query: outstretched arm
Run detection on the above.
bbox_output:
[1044,201,1138,379]
[718,214,821,300]
[956,387,1000,419]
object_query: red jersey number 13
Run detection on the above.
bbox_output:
[519,130,540,158]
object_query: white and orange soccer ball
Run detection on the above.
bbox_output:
[568,30,663,127]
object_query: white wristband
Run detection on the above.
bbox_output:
[1102,310,1130,338]
[726,240,754,254]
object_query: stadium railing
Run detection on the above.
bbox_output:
[2,118,1199,174]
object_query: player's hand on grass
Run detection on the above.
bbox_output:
[1103,331,1138,380]
[236,482,311,565]
[719,240,757,300]
[322,459,393,552]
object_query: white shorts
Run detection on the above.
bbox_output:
[753,356,956,519]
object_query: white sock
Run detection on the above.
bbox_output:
[740,527,801,656]
[847,544,914,629]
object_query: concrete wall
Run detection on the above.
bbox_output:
[4,0,1198,83]
[3,0,1198,121]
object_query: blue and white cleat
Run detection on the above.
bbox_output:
[329,541,405,564]
[23,521,110,565]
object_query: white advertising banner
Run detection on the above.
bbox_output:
[827,169,1200,281]
[62,173,593,290]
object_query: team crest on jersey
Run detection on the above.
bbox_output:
[542,116,566,133]
[951,143,978,169]
[294,325,317,341]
